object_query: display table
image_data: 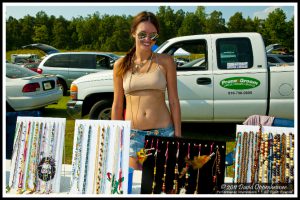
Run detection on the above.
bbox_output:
[5,159,232,194]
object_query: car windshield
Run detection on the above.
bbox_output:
[6,63,38,78]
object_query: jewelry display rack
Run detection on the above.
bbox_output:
[69,120,131,194]
[6,116,66,194]
[232,125,294,193]
[141,136,226,194]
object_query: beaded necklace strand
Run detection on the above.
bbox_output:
[180,143,191,194]
[100,125,110,193]
[7,121,24,193]
[70,124,84,193]
[25,122,39,193]
[93,125,101,193]
[263,133,269,183]
[118,127,124,194]
[17,121,31,193]
[171,142,180,194]
[110,125,121,194]
[194,143,200,194]
[96,127,105,193]
[285,133,290,183]
[151,139,159,194]
[289,133,294,183]
[235,132,242,184]
[268,132,273,183]
[82,125,92,193]
[280,133,286,183]
[161,141,169,194]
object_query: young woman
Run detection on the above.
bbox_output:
[111,11,181,170]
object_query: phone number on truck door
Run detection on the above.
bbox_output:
[228,91,253,95]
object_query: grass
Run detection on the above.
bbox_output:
[41,95,236,177]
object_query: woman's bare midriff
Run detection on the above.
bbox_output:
[125,90,172,130]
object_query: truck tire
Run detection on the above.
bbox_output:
[89,99,113,120]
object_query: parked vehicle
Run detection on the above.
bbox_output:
[67,32,294,122]
[37,52,121,95]
[11,53,40,64]
[6,63,63,112]
[267,54,294,67]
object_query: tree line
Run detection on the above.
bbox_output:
[6,6,294,52]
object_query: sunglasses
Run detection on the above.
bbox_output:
[137,31,159,41]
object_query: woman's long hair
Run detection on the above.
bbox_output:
[116,11,160,77]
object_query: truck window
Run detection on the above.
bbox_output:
[216,38,253,70]
[163,40,208,71]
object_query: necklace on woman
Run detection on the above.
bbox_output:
[133,53,153,69]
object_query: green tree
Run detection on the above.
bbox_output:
[178,12,201,36]
[19,15,35,46]
[33,25,49,43]
[263,8,287,46]
[227,12,247,32]
[205,10,227,33]
[6,16,22,50]
[52,16,70,49]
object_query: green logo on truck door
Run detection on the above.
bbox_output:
[220,77,260,90]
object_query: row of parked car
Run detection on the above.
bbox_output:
[6,42,294,112]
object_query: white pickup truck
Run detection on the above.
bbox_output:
[67,32,294,122]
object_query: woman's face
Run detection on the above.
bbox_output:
[133,21,158,51]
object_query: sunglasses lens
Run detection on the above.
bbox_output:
[138,32,147,40]
[137,32,159,41]
[150,33,159,41]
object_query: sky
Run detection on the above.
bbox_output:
[3,2,296,23]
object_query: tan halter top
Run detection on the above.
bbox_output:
[123,55,167,95]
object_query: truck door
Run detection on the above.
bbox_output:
[211,35,269,122]
[160,39,214,121]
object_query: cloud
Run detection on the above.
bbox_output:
[253,6,280,19]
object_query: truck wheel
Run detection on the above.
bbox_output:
[89,100,112,120]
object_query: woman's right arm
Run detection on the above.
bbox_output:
[111,60,125,120]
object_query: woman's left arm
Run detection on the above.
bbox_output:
[165,55,182,137]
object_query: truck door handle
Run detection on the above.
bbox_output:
[197,77,211,85]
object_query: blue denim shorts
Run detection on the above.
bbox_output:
[129,124,174,157]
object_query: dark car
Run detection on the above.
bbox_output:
[267,54,294,67]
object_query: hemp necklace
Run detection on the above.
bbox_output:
[129,53,153,130]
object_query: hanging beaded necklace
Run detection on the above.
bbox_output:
[82,125,92,194]
[117,127,124,194]
[100,125,110,193]
[262,132,269,183]
[151,139,159,194]
[285,133,290,183]
[17,121,31,193]
[25,121,40,193]
[171,142,180,194]
[280,133,286,183]
[70,124,84,193]
[272,133,278,183]
[96,127,105,193]
[7,121,24,193]
[194,143,200,194]
[179,142,190,194]
[161,141,169,194]
[235,132,242,184]
[93,125,101,193]
[212,146,221,192]
[289,133,294,183]
[267,132,273,183]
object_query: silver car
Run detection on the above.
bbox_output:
[6,63,63,111]
[37,52,120,95]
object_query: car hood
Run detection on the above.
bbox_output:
[73,70,113,84]
[22,43,60,55]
